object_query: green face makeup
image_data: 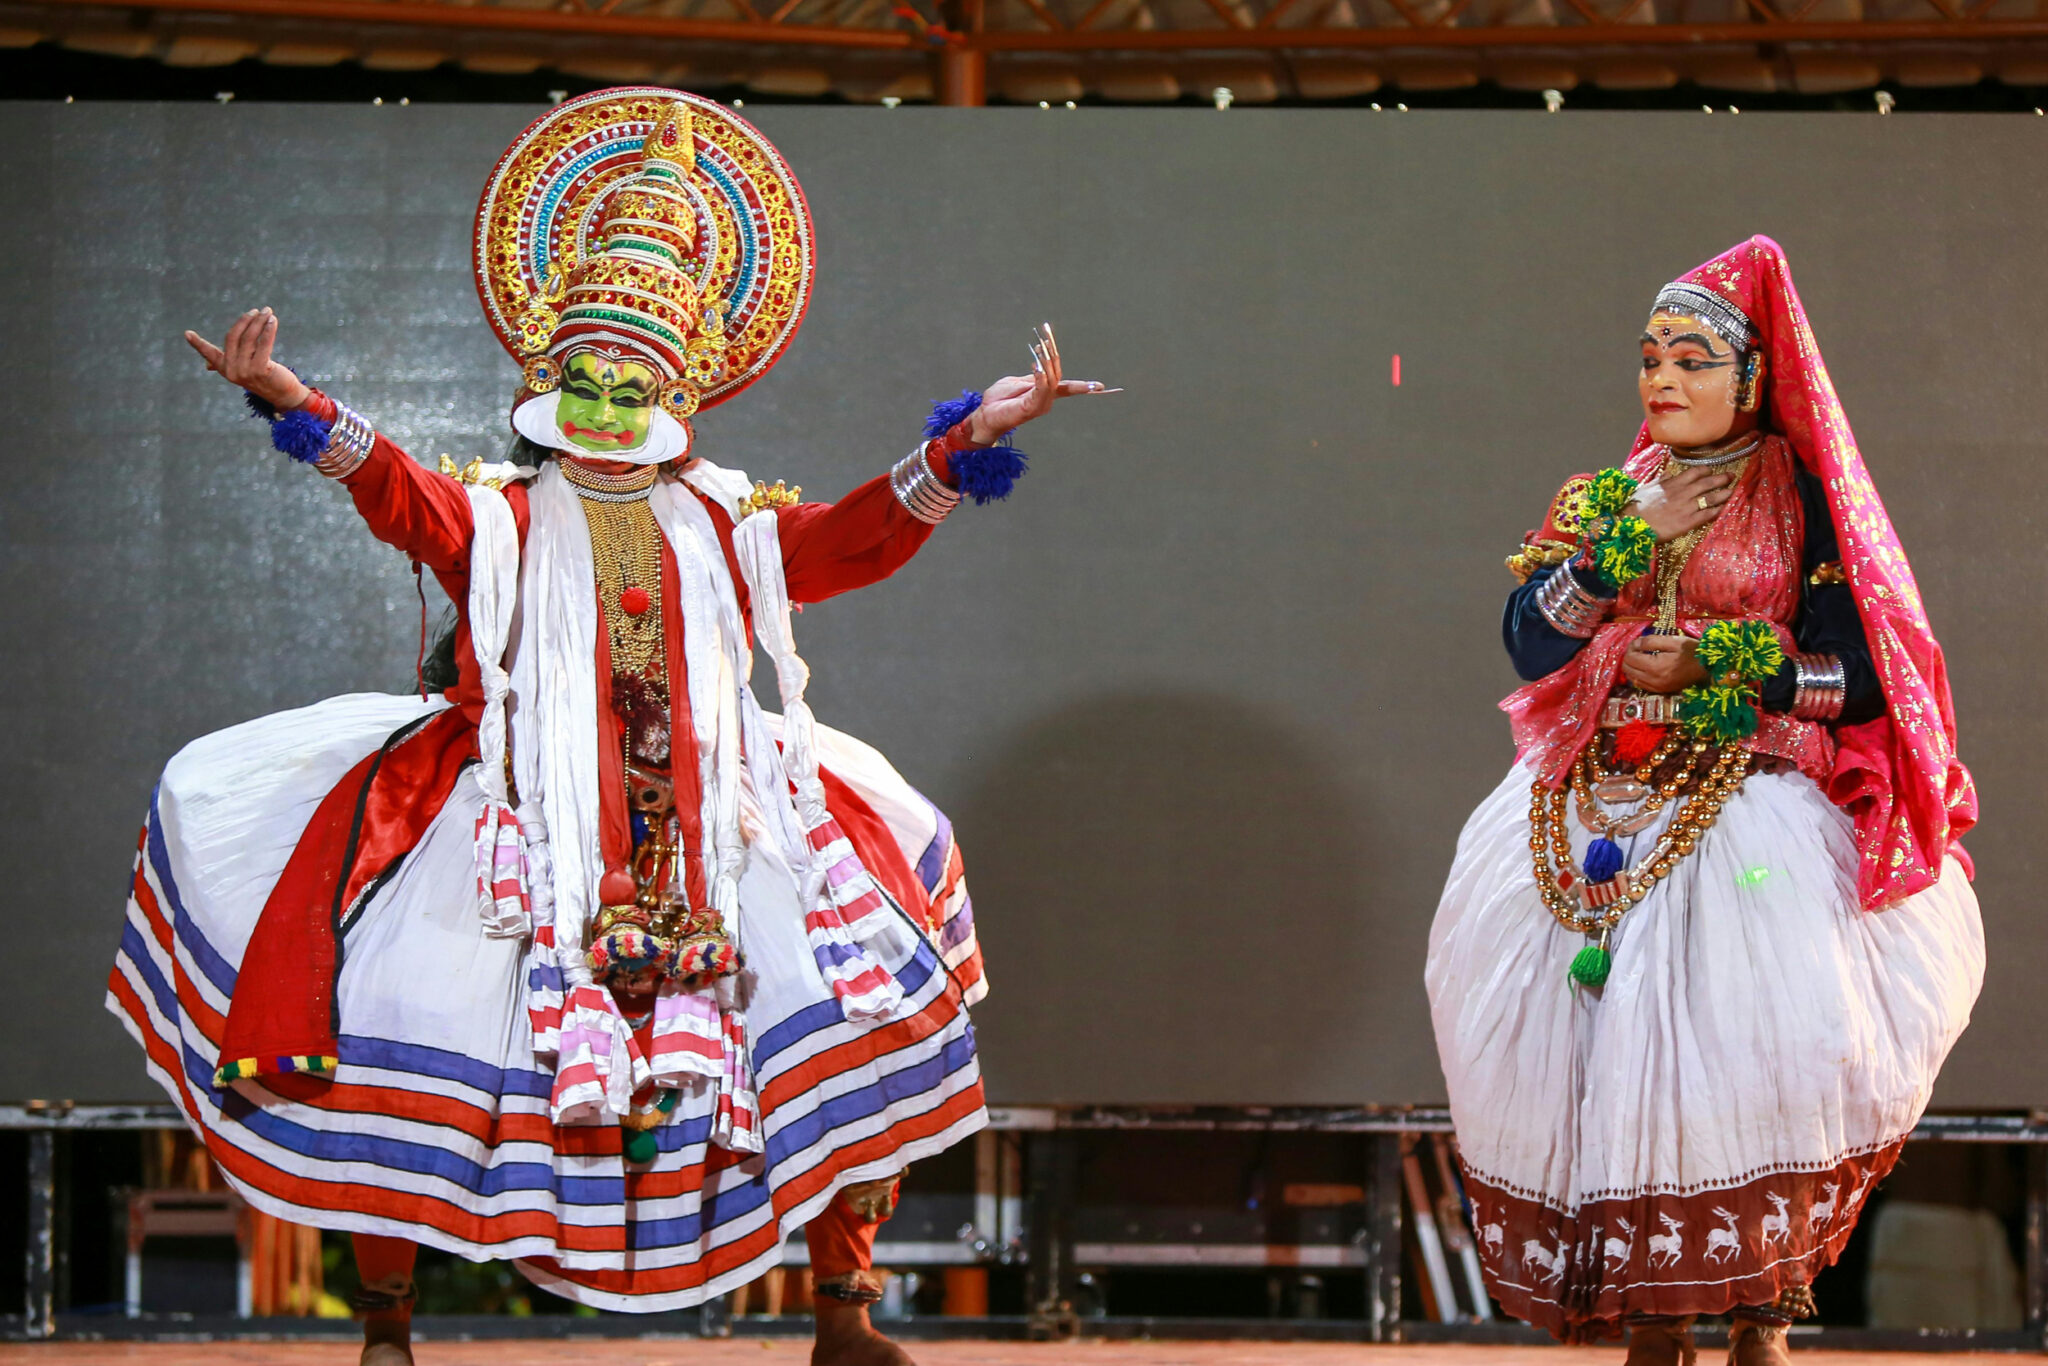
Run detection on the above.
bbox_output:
[556,352,658,453]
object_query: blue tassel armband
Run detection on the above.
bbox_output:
[270,408,332,463]
[258,394,373,479]
[924,389,1028,506]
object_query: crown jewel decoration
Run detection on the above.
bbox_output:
[474,87,815,414]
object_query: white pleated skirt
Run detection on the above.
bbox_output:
[1426,761,1982,1336]
[109,692,986,1312]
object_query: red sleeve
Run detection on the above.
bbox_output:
[776,471,937,605]
[319,415,477,576]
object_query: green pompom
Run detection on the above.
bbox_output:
[623,1127,658,1164]
[1577,468,1640,522]
[1590,515,1656,588]
[1697,619,1786,685]
[1678,681,1760,743]
[1569,942,1612,987]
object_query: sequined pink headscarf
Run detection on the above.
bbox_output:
[1525,237,1974,910]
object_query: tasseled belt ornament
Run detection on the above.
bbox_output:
[1530,620,1782,988]
[1532,734,1752,988]
[587,763,742,992]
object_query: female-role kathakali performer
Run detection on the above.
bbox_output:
[105,89,1107,1366]
[1426,236,1983,1360]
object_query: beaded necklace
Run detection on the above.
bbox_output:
[562,461,666,680]
[1531,742,1752,983]
[1650,444,1753,633]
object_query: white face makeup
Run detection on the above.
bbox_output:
[512,391,692,466]
[1638,311,1756,450]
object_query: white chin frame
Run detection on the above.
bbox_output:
[512,390,691,466]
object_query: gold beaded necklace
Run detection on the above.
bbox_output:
[561,461,667,680]
[1651,444,1754,631]
[1530,744,1752,963]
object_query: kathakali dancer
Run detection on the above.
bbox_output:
[1426,236,1983,1360]
[106,88,1105,1366]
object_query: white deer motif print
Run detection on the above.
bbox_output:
[1481,1223,1505,1258]
[1807,1182,1840,1231]
[1603,1217,1636,1270]
[1841,1168,1879,1222]
[1520,1237,1569,1285]
[1703,1207,1742,1264]
[1647,1214,1685,1269]
[1758,1192,1791,1248]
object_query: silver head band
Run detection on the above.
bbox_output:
[1649,282,1756,356]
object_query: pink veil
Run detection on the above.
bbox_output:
[1639,236,1975,909]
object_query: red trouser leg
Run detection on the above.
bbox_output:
[806,1188,886,1280]
[351,1233,417,1349]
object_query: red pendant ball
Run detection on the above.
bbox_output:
[620,585,652,616]
[599,869,638,906]
[1614,719,1667,769]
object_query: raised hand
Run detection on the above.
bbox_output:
[1629,463,1734,544]
[967,323,1113,444]
[184,308,310,412]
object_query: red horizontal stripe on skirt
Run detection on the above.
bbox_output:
[109,969,205,1124]
[260,1073,566,1150]
[127,873,230,1042]
[545,1078,988,1298]
[758,982,963,1114]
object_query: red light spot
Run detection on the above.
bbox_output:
[1391,354,1402,387]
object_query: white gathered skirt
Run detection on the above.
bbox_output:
[1426,761,1982,1336]
[109,693,986,1312]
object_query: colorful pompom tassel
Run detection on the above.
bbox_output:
[1584,836,1625,885]
[1613,719,1665,770]
[270,409,331,463]
[954,442,1028,504]
[623,1127,658,1164]
[1569,939,1612,988]
[924,388,983,439]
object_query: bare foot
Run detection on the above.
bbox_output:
[812,1299,914,1366]
[360,1342,413,1366]
[1727,1319,1792,1366]
[1624,1317,1697,1366]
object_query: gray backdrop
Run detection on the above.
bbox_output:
[1,104,2040,1107]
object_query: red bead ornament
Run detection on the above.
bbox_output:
[599,869,638,906]
[619,585,652,616]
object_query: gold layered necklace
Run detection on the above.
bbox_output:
[1651,436,1758,631]
[562,460,666,679]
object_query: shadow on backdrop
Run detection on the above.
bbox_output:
[955,690,1388,1106]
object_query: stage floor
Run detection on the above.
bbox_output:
[0,1345,2020,1364]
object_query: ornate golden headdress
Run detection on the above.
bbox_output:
[474,88,815,418]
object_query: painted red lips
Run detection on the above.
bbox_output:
[561,421,634,444]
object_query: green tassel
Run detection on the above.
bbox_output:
[1697,619,1785,685]
[1589,515,1656,588]
[1577,468,1640,522]
[1569,941,1611,988]
[1678,681,1760,744]
[623,1127,658,1164]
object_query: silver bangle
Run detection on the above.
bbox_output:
[1534,565,1606,639]
[313,402,374,479]
[889,445,961,525]
[1791,651,1847,722]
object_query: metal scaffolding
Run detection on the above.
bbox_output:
[7,0,2048,102]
